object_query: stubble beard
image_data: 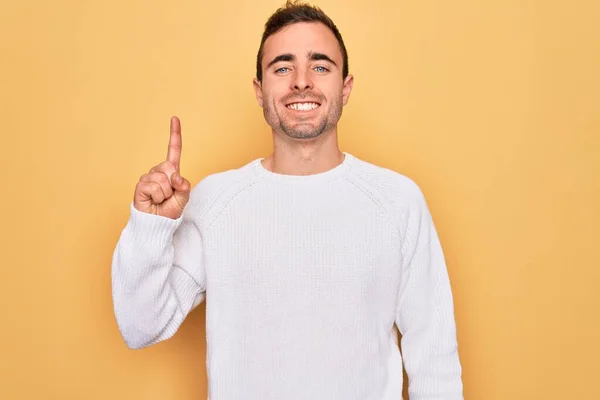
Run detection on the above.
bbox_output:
[263,94,343,140]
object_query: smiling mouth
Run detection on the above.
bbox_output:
[286,102,321,111]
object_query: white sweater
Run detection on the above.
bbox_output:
[111,152,463,400]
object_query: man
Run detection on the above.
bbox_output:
[111,1,464,399]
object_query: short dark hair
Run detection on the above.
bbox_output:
[256,0,349,82]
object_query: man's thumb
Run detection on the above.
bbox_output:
[172,172,189,192]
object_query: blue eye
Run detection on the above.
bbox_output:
[275,67,289,74]
[314,66,329,73]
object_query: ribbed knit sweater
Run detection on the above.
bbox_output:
[111,152,463,400]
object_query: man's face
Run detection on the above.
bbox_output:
[254,22,353,140]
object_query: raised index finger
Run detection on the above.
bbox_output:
[167,116,182,170]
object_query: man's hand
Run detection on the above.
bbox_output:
[133,116,191,219]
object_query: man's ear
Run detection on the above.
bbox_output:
[342,74,354,106]
[253,78,264,107]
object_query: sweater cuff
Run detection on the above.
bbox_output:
[126,202,184,245]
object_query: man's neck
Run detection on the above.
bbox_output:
[262,130,344,176]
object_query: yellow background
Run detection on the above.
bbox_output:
[2,0,599,399]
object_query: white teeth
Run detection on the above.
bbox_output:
[287,102,319,111]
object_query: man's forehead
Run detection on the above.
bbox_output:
[262,22,341,62]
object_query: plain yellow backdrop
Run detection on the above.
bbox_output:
[1,0,599,399]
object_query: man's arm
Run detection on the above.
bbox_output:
[111,116,206,349]
[111,201,206,349]
[395,184,464,399]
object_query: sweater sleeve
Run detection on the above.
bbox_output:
[111,199,206,350]
[395,184,464,399]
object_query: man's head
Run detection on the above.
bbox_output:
[253,1,354,140]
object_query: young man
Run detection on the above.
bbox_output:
[111,1,464,399]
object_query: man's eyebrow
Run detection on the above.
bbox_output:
[307,51,337,67]
[266,53,295,69]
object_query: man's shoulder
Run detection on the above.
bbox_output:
[183,158,260,220]
[345,154,432,227]
[346,153,425,201]
[192,157,258,193]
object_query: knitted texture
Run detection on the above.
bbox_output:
[111,152,463,399]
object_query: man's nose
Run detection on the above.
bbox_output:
[291,68,313,91]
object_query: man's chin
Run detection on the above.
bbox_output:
[279,123,326,140]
